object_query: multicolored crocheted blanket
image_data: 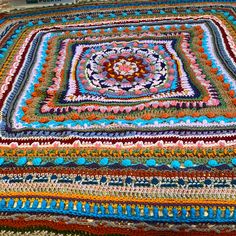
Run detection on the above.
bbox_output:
[0,1,236,235]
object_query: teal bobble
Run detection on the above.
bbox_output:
[50,19,56,23]
[146,159,156,167]
[54,157,64,165]
[231,158,236,166]
[0,158,4,165]
[0,54,4,59]
[171,160,180,169]
[160,10,165,15]
[16,157,27,166]
[147,10,153,15]
[126,205,132,217]
[163,208,168,218]
[50,200,56,209]
[61,17,67,23]
[37,20,43,25]
[16,199,23,208]
[154,207,159,218]
[85,203,90,213]
[93,205,98,214]
[135,206,140,217]
[122,12,127,17]
[181,208,187,218]
[110,13,116,18]
[199,207,205,218]
[184,160,193,168]
[8,199,14,208]
[24,200,30,209]
[32,200,38,209]
[86,15,92,20]
[100,158,109,166]
[190,208,196,218]
[74,16,80,21]
[172,208,178,218]
[41,200,47,209]
[121,159,131,167]
[144,206,149,217]
[59,201,65,211]
[208,159,218,167]
[28,22,33,26]
[117,205,123,216]
[108,205,114,214]
[208,208,214,218]
[32,157,42,166]
[225,208,230,219]
[100,205,105,215]
[0,199,6,208]
[216,208,222,220]
[68,201,74,211]
[77,157,86,165]
[77,202,82,213]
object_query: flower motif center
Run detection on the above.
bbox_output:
[113,59,139,76]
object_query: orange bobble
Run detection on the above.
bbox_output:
[39,117,49,123]
[77,32,83,37]
[160,26,166,31]
[192,112,200,117]
[201,54,208,59]
[136,26,142,32]
[55,116,65,122]
[180,25,186,30]
[223,83,230,90]
[210,68,218,74]
[21,116,30,123]
[206,112,216,118]
[228,90,235,98]
[202,96,209,102]
[170,26,176,31]
[232,98,236,105]
[31,91,38,97]
[106,115,115,120]
[225,112,234,118]
[198,34,204,39]
[26,99,33,105]
[38,77,45,82]
[124,28,130,33]
[22,106,28,112]
[112,28,118,33]
[205,60,212,66]
[161,113,169,118]
[195,25,202,31]
[216,75,224,81]
[176,111,185,118]
[198,47,204,53]
[87,29,93,35]
[41,68,47,74]
[125,116,135,120]
[87,114,97,121]
[142,114,152,120]
[197,40,202,46]
[149,26,155,32]
[71,114,80,120]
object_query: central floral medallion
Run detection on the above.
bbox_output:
[85,45,168,96]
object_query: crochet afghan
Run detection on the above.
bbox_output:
[0,0,236,235]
